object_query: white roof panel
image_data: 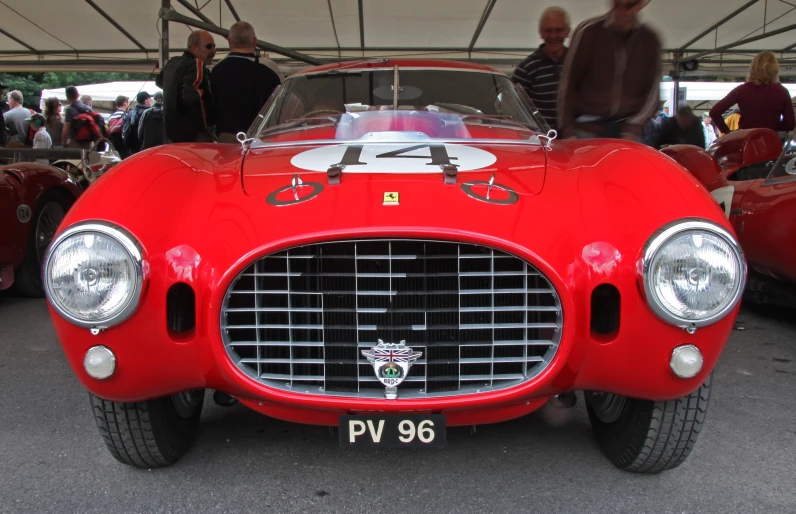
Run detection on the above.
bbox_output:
[361,0,484,48]
[0,0,793,73]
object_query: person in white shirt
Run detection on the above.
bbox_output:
[27,112,52,163]
[702,113,718,148]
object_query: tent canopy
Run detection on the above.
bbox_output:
[0,1,794,75]
[39,81,161,113]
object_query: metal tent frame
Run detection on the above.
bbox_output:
[0,0,793,77]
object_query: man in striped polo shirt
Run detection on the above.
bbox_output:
[511,7,571,132]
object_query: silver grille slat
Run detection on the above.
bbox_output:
[228,288,555,295]
[240,271,539,277]
[221,240,562,398]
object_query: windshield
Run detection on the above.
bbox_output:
[769,136,796,179]
[248,68,550,141]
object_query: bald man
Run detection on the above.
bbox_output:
[156,30,216,143]
[211,21,283,143]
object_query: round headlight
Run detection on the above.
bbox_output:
[44,223,144,329]
[643,220,745,328]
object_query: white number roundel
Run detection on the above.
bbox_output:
[290,143,497,173]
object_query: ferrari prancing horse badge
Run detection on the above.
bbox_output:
[383,192,399,205]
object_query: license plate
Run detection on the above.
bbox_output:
[339,414,446,448]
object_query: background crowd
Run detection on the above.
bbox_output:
[511,0,794,149]
[0,20,282,157]
[1,0,794,157]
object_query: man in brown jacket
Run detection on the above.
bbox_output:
[557,0,661,140]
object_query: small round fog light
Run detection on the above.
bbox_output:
[670,344,703,378]
[84,346,116,380]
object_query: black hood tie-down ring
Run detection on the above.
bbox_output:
[460,174,519,204]
[266,173,325,206]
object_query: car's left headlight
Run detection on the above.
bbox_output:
[44,222,144,330]
[642,220,746,329]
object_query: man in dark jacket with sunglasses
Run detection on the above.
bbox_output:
[156,30,216,143]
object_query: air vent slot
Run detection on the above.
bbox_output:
[167,283,196,334]
[591,284,620,337]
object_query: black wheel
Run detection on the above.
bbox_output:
[14,192,72,297]
[584,374,712,473]
[90,390,204,468]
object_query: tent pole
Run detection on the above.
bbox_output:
[160,8,322,65]
[85,0,147,52]
[160,0,169,145]
[159,0,170,70]
[672,52,682,114]
[678,1,761,52]
[684,22,796,61]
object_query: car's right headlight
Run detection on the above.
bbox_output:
[43,222,144,330]
[641,220,746,330]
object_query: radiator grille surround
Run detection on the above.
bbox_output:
[221,240,562,398]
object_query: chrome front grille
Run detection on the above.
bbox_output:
[221,240,562,398]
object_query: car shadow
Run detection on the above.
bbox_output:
[174,393,619,480]
[739,300,796,328]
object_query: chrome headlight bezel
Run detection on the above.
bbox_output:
[641,219,746,329]
[43,221,145,329]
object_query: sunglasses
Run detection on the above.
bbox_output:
[204,43,216,50]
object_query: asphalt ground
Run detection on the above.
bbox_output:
[1,294,794,514]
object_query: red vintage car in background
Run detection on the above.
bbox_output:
[43,60,746,473]
[663,129,796,308]
[0,152,82,296]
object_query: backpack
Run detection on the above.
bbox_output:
[122,107,146,148]
[72,107,106,143]
[108,111,125,135]
[140,106,164,150]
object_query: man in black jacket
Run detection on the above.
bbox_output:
[0,108,6,146]
[122,91,152,155]
[138,92,164,151]
[0,81,6,146]
[0,81,9,114]
[655,105,705,149]
[211,22,282,143]
[156,30,216,143]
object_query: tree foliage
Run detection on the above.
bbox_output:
[1,72,150,111]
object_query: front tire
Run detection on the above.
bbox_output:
[90,390,204,468]
[585,374,712,473]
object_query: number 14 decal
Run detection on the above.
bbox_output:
[290,142,496,173]
[339,144,459,167]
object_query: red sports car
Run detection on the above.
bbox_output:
[0,155,82,296]
[663,129,796,307]
[43,60,746,473]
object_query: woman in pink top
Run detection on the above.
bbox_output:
[709,51,795,135]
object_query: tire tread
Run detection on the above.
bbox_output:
[587,374,712,474]
[89,393,202,468]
